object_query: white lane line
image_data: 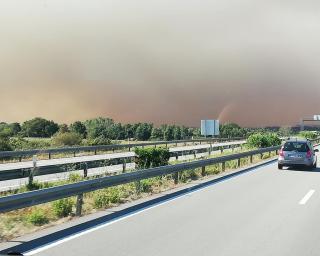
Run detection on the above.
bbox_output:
[299,190,315,205]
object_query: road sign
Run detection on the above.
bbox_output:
[201,120,219,136]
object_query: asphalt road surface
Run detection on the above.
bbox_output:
[16,155,320,256]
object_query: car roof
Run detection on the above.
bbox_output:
[285,138,309,143]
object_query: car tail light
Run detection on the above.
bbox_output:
[306,150,312,159]
[279,147,284,157]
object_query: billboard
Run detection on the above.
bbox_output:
[201,120,219,136]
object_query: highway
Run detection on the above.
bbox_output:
[5,153,320,256]
[0,141,245,191]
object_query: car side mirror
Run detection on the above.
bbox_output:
[315,149,319,153]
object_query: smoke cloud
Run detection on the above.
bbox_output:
[1,0,320,126]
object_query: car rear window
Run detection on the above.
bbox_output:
[283,142,309,152]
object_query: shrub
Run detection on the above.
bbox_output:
[27,209,49,226]
[0,137,12,151]
[247,133,281,148]
[85,136,111,146]
[139,179,153,193]
[298,131,318,140]
[93,188,121,208]
[52,198,73,217]
[68,173,82,182]
[9,137,50,150]
[51,132,82,147]
[134,147,170,169]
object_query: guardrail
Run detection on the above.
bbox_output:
[0,145,280,214]
[0,137,244,161]
[0,141,246,182]
[1,138,319,215]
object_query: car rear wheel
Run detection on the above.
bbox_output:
[278,164,283,170]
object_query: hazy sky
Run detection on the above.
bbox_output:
[1,0,320,127]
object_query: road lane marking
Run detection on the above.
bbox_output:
[299,190,315,205]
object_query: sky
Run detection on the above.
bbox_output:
[1,0,320,127]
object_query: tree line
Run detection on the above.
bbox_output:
[0,117,259,151]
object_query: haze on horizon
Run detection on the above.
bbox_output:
[1,0,320,127]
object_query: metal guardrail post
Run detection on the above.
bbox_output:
[76,163,88,217]
[83,163,88,178]
[222,162,225,171]
[122,159,126,173]
[48,153,51,159]
[173,172,179,184]
[135,180,141,194]
[19,156,22,162]
[76,194,83,216]
[250,155,253,163]
[28,155,37,187]
[238,158,241,167]
[201,166,206,176]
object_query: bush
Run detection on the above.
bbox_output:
[85,136,111,146]
[68,173,83,182]
[27,209,49,226]
[9,137,50,150]
[139,179,153,193]
[51,132,82,147]
[0,137,12,151]
[134,147,170,169]
[93,188,121,208]
[52,198,73,217]
[247,133,281,148]
[298,131,318,140]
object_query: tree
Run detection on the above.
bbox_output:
[150,127,163,140]
[84,117,117,140]
[21,118,59,137]
[70,121,87,138]
[9,123,21,135]
[134,123,153,141]
[180,126,190,139]
[123,124,135,139]
[220,123,246,138]
[0,122,21,137]
[59,124,69,133]
[173,126,182,140]
[0,137,12,151]
[163,125,174,141]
